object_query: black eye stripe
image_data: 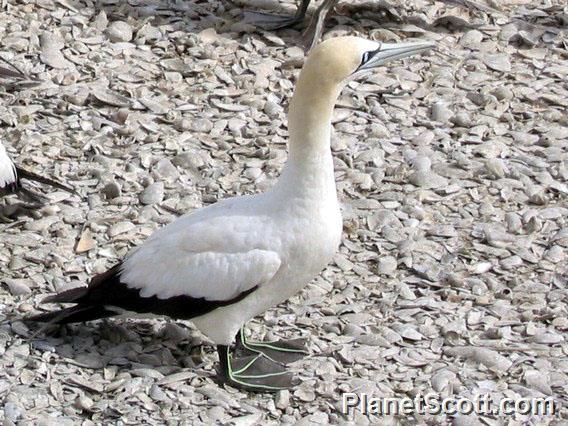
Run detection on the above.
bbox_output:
[360,46,382,67]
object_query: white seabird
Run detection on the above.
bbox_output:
[0,139,77,205]
[29,36,434,392]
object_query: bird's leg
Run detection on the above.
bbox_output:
[217,345,295,392]
[303,0,339,53]
[234,327,309,364]
[243,0,311,30]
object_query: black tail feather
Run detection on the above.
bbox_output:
[42,286,89,304]
[27,304,117,324]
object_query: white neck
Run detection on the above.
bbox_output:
[272,72,341,202]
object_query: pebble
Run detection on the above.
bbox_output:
[484,158,507,179]
[4,402,23,422]
[275,390,290,410]
[444,347,512,371]
[139,182,164,205]
[544,245,564,263]
[155,158,180,182]
[431,369,457,392]
[451,111,472,128]
[74,396,94,411]
[459,30,483,48]
[102,181,122,199]
[483,53,511,72]
[377,256,397,275]
[294,389,316,402]
[108,221,135,238]
[4,279,31,296]
[106,21,133,42]
[430,102,453,122]
[189,118,214,133]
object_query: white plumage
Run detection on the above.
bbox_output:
[120,161,342,343]
[0,141,18,191]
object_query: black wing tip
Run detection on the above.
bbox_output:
[26,305,117,324]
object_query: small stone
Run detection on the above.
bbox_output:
[154,158,180,182]
[76,229,96,253]
[294,386,316,402]
[4,402,23,422]
[504,212,522,234]
[459,30,483,47]
[544,245,564,263]
[264,100,280,118]
[377,256,397,275]
[275,390,289,410]
[531,332,564,345]
[451,111,472,127]
[189,118,213,133]
[74,396,93,411]
[4,279,31,296]
[493,86,513,101]
[484,158,507,179]
[102,181,122,199]
[108,221,135,237]
[93,10,108,31]
[483,54,511,72]
[139,182,164,205]
[106,21,133,42]
[430,102,453,122]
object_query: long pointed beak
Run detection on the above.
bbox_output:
[359,41,435,71]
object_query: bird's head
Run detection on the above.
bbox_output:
[299,36,435,89]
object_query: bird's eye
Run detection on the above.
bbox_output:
[361,51,371,65]
[359,46,381,68]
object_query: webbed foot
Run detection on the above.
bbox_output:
[243,0,311,30]
[217,345,296,392]
[234,328,309,364]
[243,11,305,30]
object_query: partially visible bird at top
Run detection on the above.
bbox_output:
[246,0,398,52]
[0,139,78,212]
[245,0,339,51]
[28,36,434,392]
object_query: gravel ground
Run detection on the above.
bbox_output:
[1,0,567,424]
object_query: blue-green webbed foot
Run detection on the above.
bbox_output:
[217,345,295,392]
[234,328,309,365]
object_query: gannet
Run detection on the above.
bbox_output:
[248,0,338,51]
[0,140,76,205]
[29,36,434,392]
[246,0,312,29]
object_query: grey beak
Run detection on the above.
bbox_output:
[359,41,435,71]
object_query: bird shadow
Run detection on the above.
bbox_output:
[24,318,214,376]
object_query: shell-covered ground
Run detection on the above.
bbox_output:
[1,0,567,424]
